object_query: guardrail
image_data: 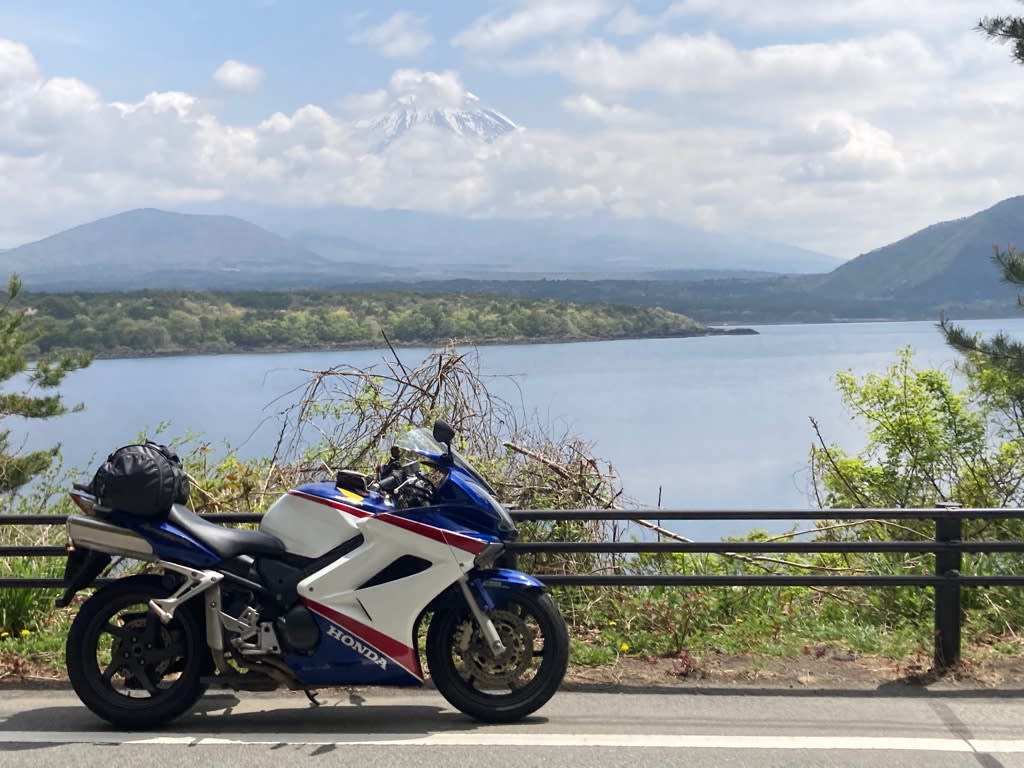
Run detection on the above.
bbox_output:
[3,506,1024,671]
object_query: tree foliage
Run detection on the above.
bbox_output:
[941,7,1024,384]
[20,289,712,358]
[979,3,1024,65]
[810,348,1024,512]
[0,275,91,492]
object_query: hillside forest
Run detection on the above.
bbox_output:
[19,289,744,358]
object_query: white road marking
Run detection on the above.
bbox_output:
[0,730,1020,753]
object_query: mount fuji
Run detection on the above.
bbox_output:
[361,93,518,148]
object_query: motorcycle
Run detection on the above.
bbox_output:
[59,419,569,728]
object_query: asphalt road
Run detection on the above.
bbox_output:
[3,682,1024,768]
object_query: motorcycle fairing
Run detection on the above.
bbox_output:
[469,569,547,611]
[284,571,547,687]
[288,484,492,555]
[284,597,423,686]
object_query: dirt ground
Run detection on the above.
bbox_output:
[562,646,1024,691]
[6,645,1024,692]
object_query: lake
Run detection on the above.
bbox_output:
[11,318,1024,538]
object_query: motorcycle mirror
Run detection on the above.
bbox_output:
[432,419,456,449]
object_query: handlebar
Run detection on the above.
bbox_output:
[375,473,402,493]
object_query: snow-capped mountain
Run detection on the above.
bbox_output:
[369,105,517,144]
[361,88,519,149]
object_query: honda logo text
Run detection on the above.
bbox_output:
[326,625,388,670]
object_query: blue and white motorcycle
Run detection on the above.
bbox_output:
[61,420,568,727]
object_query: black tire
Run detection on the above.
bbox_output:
[66,575,208,728]
[426,589,568,722]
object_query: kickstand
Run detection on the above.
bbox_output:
[305,690,321,708]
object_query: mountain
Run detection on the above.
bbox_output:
[0,209,349,291]
[4,197,1023,321]
[211,203,843,276]
[357,195,1024,324]
[819,196,1024,304]
[364,104,517,147]
[1,204,840,292]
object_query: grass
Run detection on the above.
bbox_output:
[553,584,937,666]
[0,526,67,637]
[0,597,72,682]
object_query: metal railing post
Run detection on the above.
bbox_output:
[933,508,963,669]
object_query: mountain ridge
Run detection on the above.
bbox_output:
[0,205,842,290]
[5,196,1020,314]
[819,195,1024,303]
[0,208,340,290]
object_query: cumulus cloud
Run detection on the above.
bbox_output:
[352,12,433,57]
[337,88,390,117]
[665,0,1016,31]
[1,31,1023,261]
[767,113,905,183]
[213,59,264,91]
[562,93,656,126]
[388,69,469,108]
[514,31,944,110]
[605,4,656,36]
[0,39,40,85]
[453,0,611,50]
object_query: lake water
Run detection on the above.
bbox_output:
[12,318,1024,538]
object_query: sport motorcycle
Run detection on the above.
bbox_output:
[59,419,569,727]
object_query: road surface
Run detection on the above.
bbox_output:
[2,682,1024,767]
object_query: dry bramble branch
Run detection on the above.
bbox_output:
[189,340,863,582]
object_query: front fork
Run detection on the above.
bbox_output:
[457,576,507,656]
[455,568,549,656]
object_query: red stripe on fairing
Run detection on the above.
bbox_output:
[377,513,487,555]
[302,598,423,680]
[288,489,371,518]
[287,490,487,555]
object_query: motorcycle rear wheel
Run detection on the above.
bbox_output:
[66,574,208,728]
[426,590,568,722]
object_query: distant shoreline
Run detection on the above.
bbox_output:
[80,326,758,362]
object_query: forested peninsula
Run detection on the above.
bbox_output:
[22,290,755,358]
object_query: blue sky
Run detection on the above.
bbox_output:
[2,1,1024,259]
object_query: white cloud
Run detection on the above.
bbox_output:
[515,31,943,108]
[453,0,611,50]
[0,39,40,85]
[665,0,1021,31]
[771,113,905,183]
[337,88,390,117]
[605,4,655,36]
[562,93,656,126]
[387,69,470,110]
[352,12,433,57]
[113,91,199,119]
[1,35,1023,261]
[213,59,264,92]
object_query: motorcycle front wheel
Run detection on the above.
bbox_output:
[426,590,569,722]
[66,574,208,728]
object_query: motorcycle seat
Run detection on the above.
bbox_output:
[167,504,286,560]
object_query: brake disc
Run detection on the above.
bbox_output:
[456,609,535,688]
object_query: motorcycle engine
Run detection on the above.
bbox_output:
[275,604,320,653]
